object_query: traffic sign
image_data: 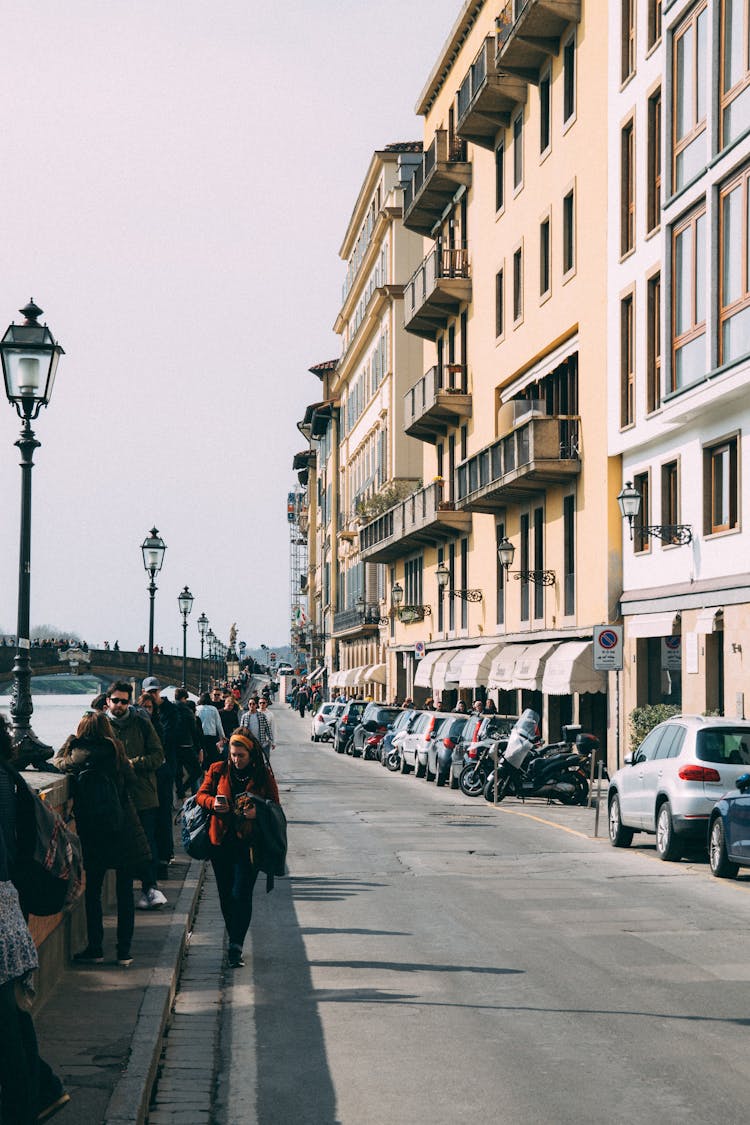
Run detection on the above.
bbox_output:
[593,625,623,671]
[414,641,425,661]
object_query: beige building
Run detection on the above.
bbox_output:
[358,1,618,753]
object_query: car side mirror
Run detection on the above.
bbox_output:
[736,772,750,793]
[624,752,634,766]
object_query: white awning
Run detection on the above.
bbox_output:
[500,333,579,403]
[365,663,387,685]
[627,612,681,638]
[310,665,325,681]
[328,671,342,687]
[513,641,559,690]
[488,644,527,690]
[458,643,505,689]
[432,649,472,692]
[414,648,447,689]
[694,608,723,634]
[542,641,607,696]
[343,667,361,686]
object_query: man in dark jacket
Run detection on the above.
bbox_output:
[143,677,195,872]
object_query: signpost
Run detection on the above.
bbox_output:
[594,625,624,771]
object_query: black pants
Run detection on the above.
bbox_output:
[84,865,134,955]
[176,746,201,798]
[0,980,62,1124]
[138,807,159,892]
[155,761,176,863]
[210,841,259,950]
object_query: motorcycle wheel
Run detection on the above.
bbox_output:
[484,773,512,803]
[386,752,401,772]
[574,778,589,805]
[459,765,486,797]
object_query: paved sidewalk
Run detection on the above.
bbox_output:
[34,851,205,1125]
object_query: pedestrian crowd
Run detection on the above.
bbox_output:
[0,670,281,1124]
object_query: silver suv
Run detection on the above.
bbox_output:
[608,715,750,861]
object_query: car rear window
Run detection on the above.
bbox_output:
[696,729,750,765]
[373,707,400,725]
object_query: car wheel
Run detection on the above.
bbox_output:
[449,773,459,790]
[655,801,682,862]
[709,817,739,879]
[608,793,634,848]
[435,766,446,787]
[400,755,412,775]
[335,739,344,754]
[415,759,426,779]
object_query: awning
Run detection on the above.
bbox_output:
[459,643,505,689]
[488,644,527,690]
[343,667,361,687]
[365,663,387,685]
[309,665,325,682]
[432,649,472,692]
[513,641,558,691]
[500,332,579,403]
[627,612,681,638]
[328,671,342,687]
[542,641,606,695]
[354,666,370,686]
[414,648,447,689]
[695,608,723,634]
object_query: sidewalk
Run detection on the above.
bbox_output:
[33,851,205,1125]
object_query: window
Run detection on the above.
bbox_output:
[621,292,635,427]
[647,88,662,232]
[513,112,523,190]
[460,538,469,629]
[495,268,505,338]
[448,542,456,631]
[720,167,750,365]
[513,246,523,323]
[647,272,662,413]
[672,204,706,389]
[634,471,650,553]
[496,522,505,627]
[520,513,530,621]
[648,0,662,50]
[673,4,708,191]
[460,424,467,462]
[540,69,551,153]
[621,118,635,256]
[563,188,575,275]
[563,495,575,616]
[704,437,739,534]
[495,141,505,211]
[533,507,544,619]
[404,555,423,606]
[622,0,635,82]
[721,0,750,147]
[437,548,444,632]
[563,35,576,123]
[661,460,679,530]
[539,217,550,297]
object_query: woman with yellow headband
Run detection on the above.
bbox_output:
[195,729,280,967]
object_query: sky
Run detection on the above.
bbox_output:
[0,0,461,658]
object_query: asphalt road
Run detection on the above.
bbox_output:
[214,708,750,1124]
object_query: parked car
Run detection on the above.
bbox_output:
[400,712,450,776]
[350,704,401,758]
[608,716,750,861]
[708,772,750,878]
[334,700,367,754]
[380,709,420,769]
[427,715,474,787]
[310,702,345,743]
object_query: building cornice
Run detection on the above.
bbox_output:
[415,1,485,117]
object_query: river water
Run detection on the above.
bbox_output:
[0,694,99,752]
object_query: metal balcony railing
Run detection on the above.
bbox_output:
[456,416,581,505]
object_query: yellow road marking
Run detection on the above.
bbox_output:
[492,805,595,840]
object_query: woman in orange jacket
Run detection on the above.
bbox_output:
[196,730,280,967]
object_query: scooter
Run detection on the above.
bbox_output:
[483,711,594,805]
[459,738,510,796]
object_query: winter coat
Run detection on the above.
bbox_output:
[196,759,280,849]
[106,708,164,810]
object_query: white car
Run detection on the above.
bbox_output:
[311,702,345,743]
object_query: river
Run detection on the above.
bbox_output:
[0,694,104,751]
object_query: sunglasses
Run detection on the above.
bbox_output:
[109,697,129,705]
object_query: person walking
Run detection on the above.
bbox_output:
[197,691,227,767]
[258,698,276,755]
[296,680,310,719]
[195,730,280,968]
[220,694,241,741]
[174,688,202,798]
[239,698,273,760]
[54,712,151,967]
[105,681,167,910]
[142,677,195,872]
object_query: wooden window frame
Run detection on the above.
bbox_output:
[495,140,505,213]
[719,165,750,365]
[513,111,524,193]
[622,0,636,83]
[648,0,662,51]
[563,494,575,617]
[539,67,551,156]
[671,203,706,391]
[672,3,708,189]
[621,117,635,257]
[620,290,635,428]
[661,459,680,530]
[647,271,662,413]
[703,435,739,534]
[634,470,651,554]
[539,214,551,299]
[495,267,505,339]
[562,186,576,278]
[720,0,750,148]
[563,33,576,126]
[647,87,662,234]
[513,242,524,326]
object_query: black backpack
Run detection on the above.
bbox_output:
[74,767,124,839]
[252,797,288,891]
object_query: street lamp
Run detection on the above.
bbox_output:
[0,300,64,765]
[141,527,166,675]
[178,586,194,687]
[616,480,693,546]
[207,629,216,685]
[197,612,209,692]
[435,561,483,601]
[495,536,555,585]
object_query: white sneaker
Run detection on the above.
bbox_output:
[147,888,167,908]
[136,892,150,910]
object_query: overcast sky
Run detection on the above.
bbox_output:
[0,0,460,657]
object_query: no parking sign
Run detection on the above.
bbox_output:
[593,626,623,671]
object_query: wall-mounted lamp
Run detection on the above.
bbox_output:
[381,579,432,624]
[617,481,693,545]
[495,536,555,586]
[435,561,483,601]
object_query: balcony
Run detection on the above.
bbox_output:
[455,412,581,513]
[332,605,381,637]
[496,0,580,81]
[402,130,472,236]
[456,36,528,149]
[359,482,471,563]
[403,364,472,443]
[404,246,471,340]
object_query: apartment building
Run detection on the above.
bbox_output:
[294,145,425,699]
[609,0,750,733]
[357,0,616,749]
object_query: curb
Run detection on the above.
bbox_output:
[104,858,207,1125]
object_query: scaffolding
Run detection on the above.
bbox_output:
[287,487,309,669]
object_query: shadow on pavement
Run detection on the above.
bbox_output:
[310,959,523,976]
[289,875,386,903]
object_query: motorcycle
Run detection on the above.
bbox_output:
[459,738,509,797]
[483,711,595,805]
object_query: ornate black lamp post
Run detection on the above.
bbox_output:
[178,586,194,687]
[0,300,64,765]
[197,612,209,692]
[141,528,166,675]
[207,629,216,685]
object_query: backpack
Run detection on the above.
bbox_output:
[12,767,84,917]
[180,794,211,860]
[73,767,124,839]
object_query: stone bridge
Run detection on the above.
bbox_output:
[0,647,212,695]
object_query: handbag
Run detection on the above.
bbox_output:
[180,794,211,860]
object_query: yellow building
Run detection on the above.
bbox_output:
[358,1,619,753]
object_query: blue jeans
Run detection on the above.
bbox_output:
[210,841,259,950]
